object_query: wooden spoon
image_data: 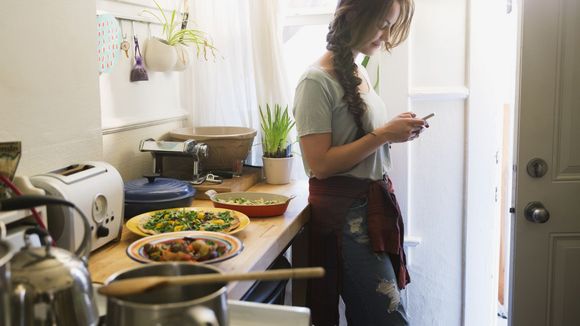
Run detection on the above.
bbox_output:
[98,267,324,297]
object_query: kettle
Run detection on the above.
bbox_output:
[0,195,99,326]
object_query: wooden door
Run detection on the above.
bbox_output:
[510,0,580,324]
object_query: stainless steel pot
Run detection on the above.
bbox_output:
[105,263,228,326]
[0,241,12,326]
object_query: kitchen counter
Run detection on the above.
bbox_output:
[88,179,310,300]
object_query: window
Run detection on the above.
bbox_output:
[282,0,337,94]
[280,1,337,178]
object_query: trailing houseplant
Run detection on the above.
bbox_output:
[143,0,217,71]
[259,104,296,184]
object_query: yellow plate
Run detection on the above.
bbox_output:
[125,207,250,237]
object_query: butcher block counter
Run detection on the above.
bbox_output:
[88,179,310,301]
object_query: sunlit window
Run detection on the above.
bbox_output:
[287,0,337,13]
[280,1,337,179]
[283,0,338,94]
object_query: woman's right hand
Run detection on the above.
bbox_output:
[375,112,427,143]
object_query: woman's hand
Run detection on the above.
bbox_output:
[299,112,427,179]
[374,112,427,143]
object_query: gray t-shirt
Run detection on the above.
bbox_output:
[292,65,391,180]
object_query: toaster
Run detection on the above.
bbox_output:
[30,161,124,252]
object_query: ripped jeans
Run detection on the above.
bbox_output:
[341,198,409,326]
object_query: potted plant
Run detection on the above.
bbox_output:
[143,0,217,71]
[259,104,295,184]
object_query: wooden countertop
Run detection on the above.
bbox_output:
[88,179,310,300]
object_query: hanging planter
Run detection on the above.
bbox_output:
[173,44,192,71]
[142,0,216,73]
[144,37,177,72]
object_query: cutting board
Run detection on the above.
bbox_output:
[192,167,262,199]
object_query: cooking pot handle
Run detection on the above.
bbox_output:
[205,190,218,200]
[186,306,220,326]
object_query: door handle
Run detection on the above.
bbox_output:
[526,158,548,178]
[524,201,550,223]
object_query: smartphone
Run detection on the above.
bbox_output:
[413,113,434,135]
[421,113,435,121]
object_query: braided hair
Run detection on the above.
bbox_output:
[326,0,414,138]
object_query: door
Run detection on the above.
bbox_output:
[510,0,580,325]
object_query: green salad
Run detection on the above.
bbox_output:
[140,209,239,234]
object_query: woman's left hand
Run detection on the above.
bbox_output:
[400,112,429,141]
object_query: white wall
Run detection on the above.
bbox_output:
[103,119,185,180]
[97,0,190,181]
[380,0,468,325]
[464,0,509,324]
[0,0,186,181]
[0,0,103,176]
[97,0,187,130]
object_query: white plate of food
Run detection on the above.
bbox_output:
[126,231,243,264]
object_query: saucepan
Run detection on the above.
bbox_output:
[105,263,227,326]
[103,263,324,326]
[205,190,295,217]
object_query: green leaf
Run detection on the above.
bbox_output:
[361,55,370,68]
[259,104,295,158]
[142,0,217,58]
[373,64,380,91]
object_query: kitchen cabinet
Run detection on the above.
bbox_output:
[88,179,310,301]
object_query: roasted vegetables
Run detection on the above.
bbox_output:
[143,237,228,262]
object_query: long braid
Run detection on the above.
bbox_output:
[325,0,414,139]
[326,15,367,139]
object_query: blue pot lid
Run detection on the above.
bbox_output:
[124,176,195,203]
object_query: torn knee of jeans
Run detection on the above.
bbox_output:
[347,217,364,234]
[376,279,400,313]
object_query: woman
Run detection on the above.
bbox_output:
[292,0,423,325]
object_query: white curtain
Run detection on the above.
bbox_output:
[185,1,257,127]
[183,0,290,161]
[184,0,310,178]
